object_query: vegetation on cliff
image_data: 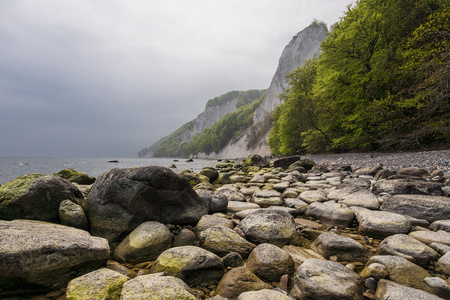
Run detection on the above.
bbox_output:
[269,0,449,155]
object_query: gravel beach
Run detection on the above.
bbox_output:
[303,149,450,174]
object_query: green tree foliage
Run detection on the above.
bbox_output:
[270,0,449,155]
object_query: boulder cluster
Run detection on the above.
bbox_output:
[0,155,450,299]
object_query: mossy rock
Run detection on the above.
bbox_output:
[54,168,96,185]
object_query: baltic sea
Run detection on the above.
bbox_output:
[0,157,219,185]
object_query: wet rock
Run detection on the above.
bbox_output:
[84,166,208,242]
[251,189,282,207]
[59,199,89,230]
[377,234,439,267]
[246,243,295,282]
[311,232,371,263]
[150,246,224,286]
[237,210,296,247]
[54,168,96,185]
[200,167,220,182]
[306,201,355,228]
[113,221,172,263]
[121,273,200,300]
[65,268,128,300]
[199,225,256,258]
[215,266,272,299]
[0,173,83,222]
[237,289,292,300]
[0,219,109,291]
[375,279,444,300]
[380,194,450,222]
[372,181,443,196]
[291,258,363,300]
[353,207,412,238]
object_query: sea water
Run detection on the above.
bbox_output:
[0,157,220,185]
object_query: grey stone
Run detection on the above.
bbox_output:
[273,156,300,170]
[409,230,450,246]
[217,188,246,202]
[199,191,228,213]
[306,201,355,227]
[65,268,128,300]
[199,225,256,258]
[353,207,412,238]
[84,166,208,242]
[436,251,450,276]
[0,219,109,291]
[340,190,380,210]
[291,258,363,300]
[227,201,261,213]
[195,214,234,232]
[282,245,325,270]
[311,232,371,263]
[375,279,444,300]
[431,220,450,232]
[372,180,443,196]
[237,209,296,247]
[150,246,224,286]
[299,190,327,204]
[246,243,295,282]
[251,189,282,207]
[113,221,172,263]
[222,252,244,268]
[121,273,200,300]
[59,199,89,230]
[237,289,293,300]
[173,229,197,247]
[381,194,450,222]
[424,277,450,299]
[0,173,83,222]
[377,234,439,267]
[397,167,430,177]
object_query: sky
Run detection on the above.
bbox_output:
[0,0,353,158]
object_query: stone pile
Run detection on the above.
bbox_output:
[0,155,449,299]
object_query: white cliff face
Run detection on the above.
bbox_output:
[253,24,327,123]
[193,98,238,136]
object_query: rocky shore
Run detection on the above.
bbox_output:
[1,154,450,299]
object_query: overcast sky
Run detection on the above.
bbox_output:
[0,0,352,158]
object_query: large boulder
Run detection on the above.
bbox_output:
[435,251,450,276]
[120,273,200,300]
[372,180,443,196]
[380,194,450,222]
[150,246,224,286]
[291,258,363,300]
[306,201,355,228]
[0,220,109,291]
[54,168,96,185]
[375,279,444,300]
[0,173,83,222]
[311,232,371,263]
[84,166,208,242]
[237,210,296,247]
[273,156,300,169]
[243,154,269,168]
[65,268,128,300]
[113,221,172,263]
[340,190,381,210]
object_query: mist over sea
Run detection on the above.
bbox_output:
[0,157,220,185]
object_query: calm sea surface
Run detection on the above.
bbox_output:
[0,157,220,185]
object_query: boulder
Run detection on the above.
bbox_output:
[222,252,244,268]
[291,258,363,300]
[251,189,282,207]
[273,156,300,169]
[199,167,219,182]
[353,207,412,239]
[431,220,450,232]
[227,201,261,213]
[199,225,256,258]
[246,243,295,282]
[0,219,109,291]
[195,214,234,232]
[173,229,198,247]
[340,190,380,210]
[363,255,432,292]
[355,165,382,176]
[150,246,224,286]
[65,268,128,300]
[217,188,246,202]
[397,167,430,177]
[311,232,371,263]
[372,180,442,196]
[299,190,327,204]
[306,201,355,228]
[377,234,439,267]
[237,289,292,300]
[287,158,316,172]
[0,173,83,222]
[243,155,269,168]
[120,273,200,300]
[84,166,208,242]
[237,210,296,247]
[380,194,450,222]
[435,251,450,276]
[375,279,444,300]
[282,245,326,270]
[409,230,450,246]
[215,266,272,299]
[198,191,228,213]
[424,277,450,299]
[59,199,89,230]
[113,221,172,263]
[54,168,96,185]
